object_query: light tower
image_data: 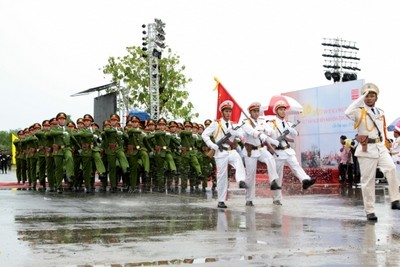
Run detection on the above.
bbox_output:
[142,18,166,120]
[322,38,360,83]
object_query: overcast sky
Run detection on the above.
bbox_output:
[1,0,400,131]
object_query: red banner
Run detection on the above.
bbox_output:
[215,79,243,123]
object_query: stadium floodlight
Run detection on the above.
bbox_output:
[324,71,332,80]
[322,38,361,83]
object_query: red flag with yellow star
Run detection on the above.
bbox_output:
[213,77,243,123]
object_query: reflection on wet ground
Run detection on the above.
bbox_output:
[2,184,400,266]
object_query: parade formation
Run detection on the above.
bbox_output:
[12,82,400,222]
[11,98,317,209]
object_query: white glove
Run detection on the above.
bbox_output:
[228,128,236,136]
[270,139,280,147]
[259,133,268,143]
[93,134,99,140]
[288,127,296,134]
[210,143,219,151]
[117,130,123,136]
[63,131,69,136]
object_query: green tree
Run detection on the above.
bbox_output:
[0,130,16,152]
[102,46,198,120]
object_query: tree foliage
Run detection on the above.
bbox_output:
[102,46,198,121]
[0,131,16,153]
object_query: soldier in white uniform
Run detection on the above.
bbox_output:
[390,122,400,184]
[268,100,316,205]
[241,102,280,206]
[201,100,247,209]
[345,82,400,221]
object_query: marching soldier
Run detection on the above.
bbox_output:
[267,101,316,204]
[241,102,280,206]
[125,116,150,192]
[45,118,58,192]
[180,121,202,192]
[345,83,400,221]
[35,121,49,192]
[192,122,207,192]
[168,120,182,191]
[102,114,129,192]
[49,112,75,193]
[202,119,217,191]
[68,121,82,190]
[21,128,30,185]
[14,130,26,184]
[26,125,40,190]
[149,118,177,192]
[201,100,247,209]
[76,114,107,193]
[85,115,107,190]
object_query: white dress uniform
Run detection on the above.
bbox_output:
[202,119,246,204]
[268,117,312,202]
[345,84,400,216]
[241,116,279,203]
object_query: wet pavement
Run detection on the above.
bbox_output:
[1,170,400,267]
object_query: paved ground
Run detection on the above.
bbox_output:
[1,170,400,267]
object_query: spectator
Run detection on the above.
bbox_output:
[338,135,354,186]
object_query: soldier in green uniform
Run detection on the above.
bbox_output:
[180,121,202,192]
[13,130,25,184]
[74,114,106,193]
[143,119,156,189]
[147,118,177,192]
[45,119,57,192]
[194,123,208,192]
[67,121,82,191]
[125,116,150,192]
[34,121,50,192]
[20,128,30,185]
[202,119,217,191]
[23,127,33,187]
[99,120,111,191]
[84,115,107,191]
[101,114,129,192]
[168,121,182,192]
[26,125,40,190]
[49,112,75,193]
[91,122,104,189]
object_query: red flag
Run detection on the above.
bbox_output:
[214,78,243,123]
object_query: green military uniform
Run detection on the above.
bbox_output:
[19,130,29,184]
[202,120,217,191]
[49,112,75,193]
[68,122,83,191]
[125,124,150,192]
[148,118,177,192]
[25,127,39,189]
[76,126,103,192]
[143,120,157,189]
[180,121,202,192]
[45,119,57,192]
[90,123,107,189]
[13,131,24,184]
[102,114,129,192]
[168,121,182,192]
[193,128,207,192]
[34,122,48,191]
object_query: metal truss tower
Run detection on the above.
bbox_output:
[142,19,166,120]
